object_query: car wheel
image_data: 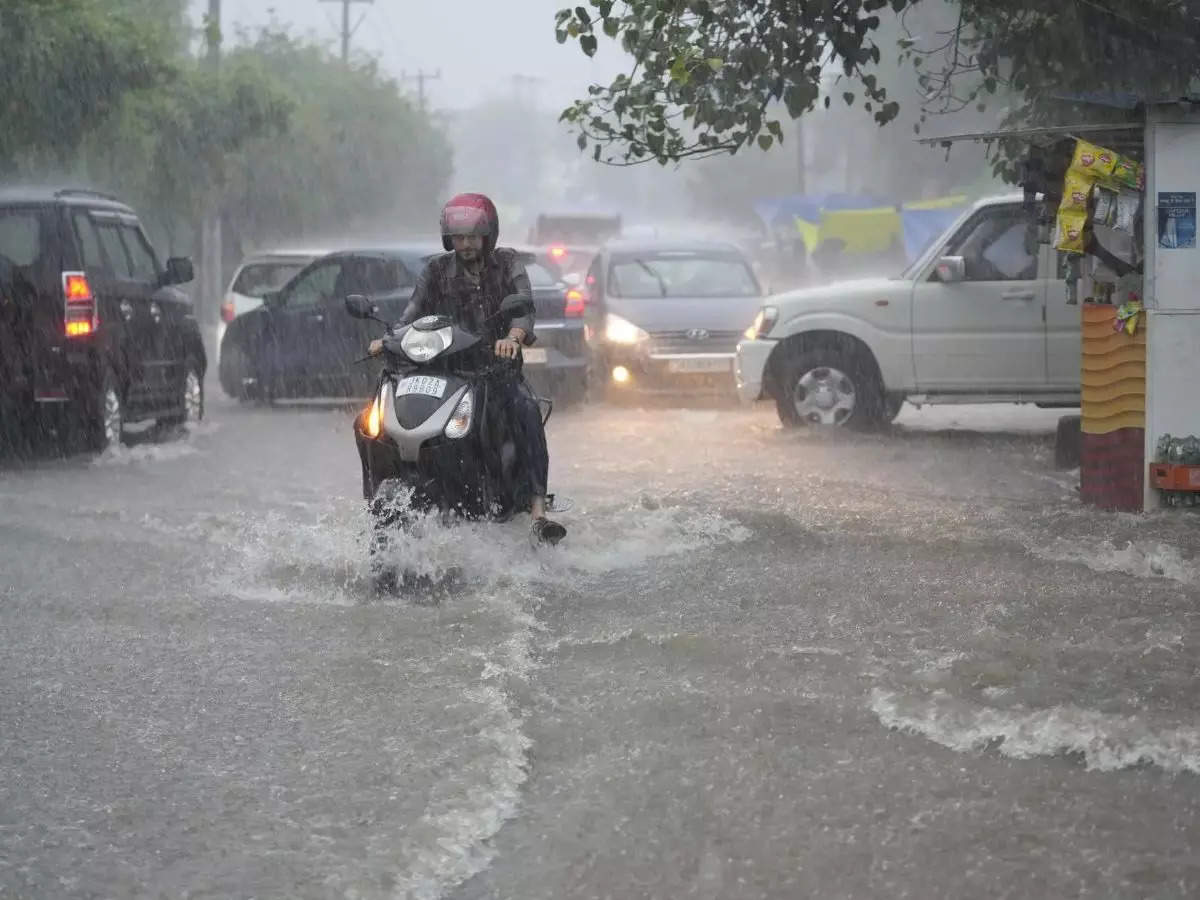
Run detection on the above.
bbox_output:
[219,342,253,402]
[774,346,885,431]
[160,364,204,429]
[85,369,124,452]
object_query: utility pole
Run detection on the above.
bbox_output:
[320,0,373,63]
[795,116,807,195]
[401,69,441,114]
[199,0,223,366]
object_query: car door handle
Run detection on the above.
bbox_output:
[1001,290,1036,301]
[307,313,325,323]
[119,299,134,321]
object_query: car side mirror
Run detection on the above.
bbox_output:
[935,256,966,283]
[344,294,377,320]
[262,290,284,309]
[162,257,194,286]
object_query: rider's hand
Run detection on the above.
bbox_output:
[494,337,521,359]
[368,339,384,357]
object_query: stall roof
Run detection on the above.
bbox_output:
[917,122,1144,147]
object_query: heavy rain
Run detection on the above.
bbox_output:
[2,1,1199,898]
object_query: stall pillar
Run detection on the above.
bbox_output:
[1143,111,1200,510]
[1080,302,1146,511]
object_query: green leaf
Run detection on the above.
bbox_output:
[757,134,773,150]
[580,34,598,56]
[843,92,855,106]
[705,57,724,71]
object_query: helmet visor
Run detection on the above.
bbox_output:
[442,204,491,236]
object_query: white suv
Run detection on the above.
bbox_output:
[737,194,1080,428]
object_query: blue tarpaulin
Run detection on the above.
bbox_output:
[754,193,890,229]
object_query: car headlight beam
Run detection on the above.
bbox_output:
[744,305,779,340]
[604,313,649,345]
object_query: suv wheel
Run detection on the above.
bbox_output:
[86,369,124,452]
[774,346,885,431]
[160,365,204,429]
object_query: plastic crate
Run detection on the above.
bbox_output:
[1148,462,1200,491]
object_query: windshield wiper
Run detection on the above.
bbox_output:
[633,259,668,297]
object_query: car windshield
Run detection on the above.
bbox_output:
[525,261,562,287]
[232,261,308,297]
[607,254,759,299]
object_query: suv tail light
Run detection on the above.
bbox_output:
[62,271,97,338]
[221,299,236,323]
[564,288,586,317]
[549,245,567,261]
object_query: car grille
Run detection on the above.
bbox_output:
[649,329,741,354]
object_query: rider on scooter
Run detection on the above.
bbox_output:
[369,192,566,545]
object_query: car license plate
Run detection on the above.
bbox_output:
[523,348,548,365]
[667,357,732,374]
[396,375,447,398]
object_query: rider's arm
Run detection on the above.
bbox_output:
[502,253,536,345]
[375,260,437,355]
[398,261,435,328]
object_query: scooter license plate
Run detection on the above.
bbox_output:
[523,348,548,364]
[396,375,447,399]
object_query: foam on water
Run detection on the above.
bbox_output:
[92,440,199,467]
[1030,538,1198,585]
[871,688,1200,774]
[202,493,752,898]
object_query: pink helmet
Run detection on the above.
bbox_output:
[440,193,499,252]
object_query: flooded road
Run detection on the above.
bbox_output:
[2,396,1198,898]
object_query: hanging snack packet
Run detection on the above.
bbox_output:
[1056,208,1087,253]
[1070,138,1118,179]
[1092,184,1118,227]
[1060,171,1093,212]
[1111,155,1144,190]
[1113,190,1141,234]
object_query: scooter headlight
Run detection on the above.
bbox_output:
[400,326,452,362]
[444,389,474,439]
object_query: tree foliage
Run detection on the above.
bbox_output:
[0,0,183,171]
[217,29,452,250]
[556,0,1200,168]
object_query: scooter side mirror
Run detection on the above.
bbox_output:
[345,294,377,319]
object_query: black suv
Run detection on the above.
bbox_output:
[0,188,202,452]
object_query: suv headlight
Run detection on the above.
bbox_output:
[444,390,474,439]
[744,305,779,340]
[604,313,649,345]
[401,326,451,362]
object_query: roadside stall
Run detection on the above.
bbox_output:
[923,107,1200,513]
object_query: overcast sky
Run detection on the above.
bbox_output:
[190,0,627,111]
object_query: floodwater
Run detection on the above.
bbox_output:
[2,396,1197,899]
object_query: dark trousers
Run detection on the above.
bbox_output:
[492,378,550,498]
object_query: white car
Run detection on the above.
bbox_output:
[737,193,1080,428]
[216,248,329,357]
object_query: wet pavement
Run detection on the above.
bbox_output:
[1,394,1198,899]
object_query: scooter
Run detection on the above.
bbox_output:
[346,293,559,590]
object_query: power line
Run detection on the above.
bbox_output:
[319,0,373,63]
